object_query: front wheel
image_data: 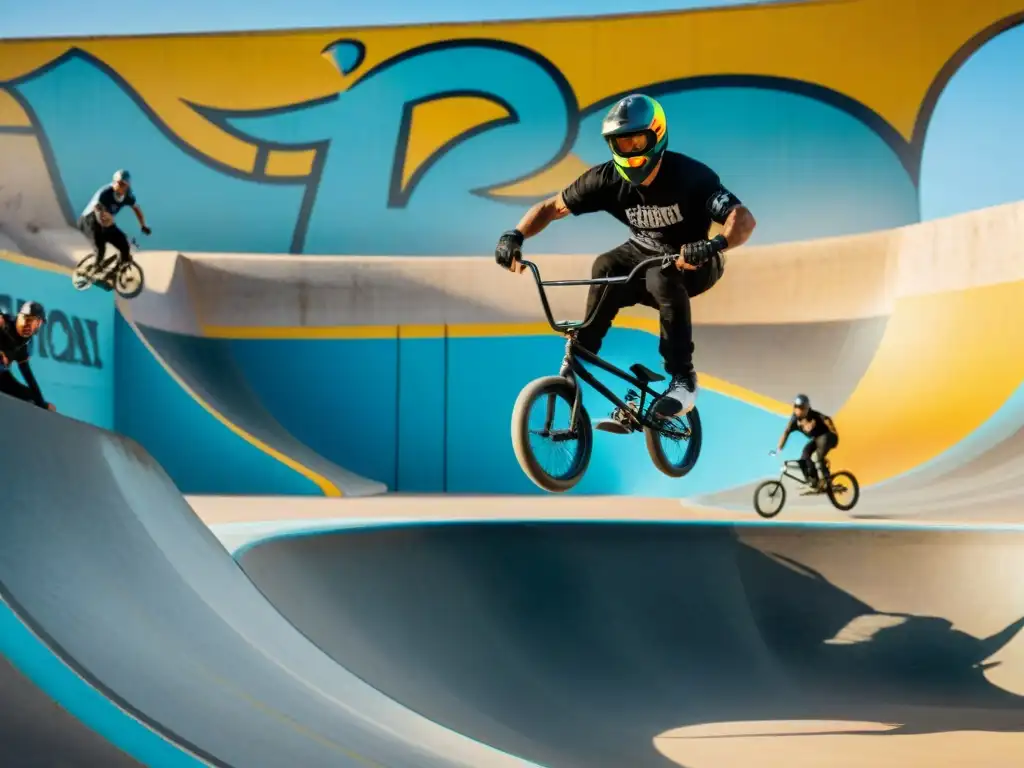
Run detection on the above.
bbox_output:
[114,261,145,300]
[72,254,99,291]
[511,376,593,493]
[826,470,860,511]
[753,480,786,518]
[645,407,702,478]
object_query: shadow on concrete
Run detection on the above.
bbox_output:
[238,522,1024,768]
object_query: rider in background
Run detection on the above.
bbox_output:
[77,170,151,275]
[494,93,756,421]
[0,301,55,412]
[776,394,838,492]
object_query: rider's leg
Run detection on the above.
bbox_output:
[576,242,648,357]
[813,433,838,486]
[77,215,108,268]
[107,226,132,270]
[800,441,818,485]
[583,243,650,433]
[645,254,726,417]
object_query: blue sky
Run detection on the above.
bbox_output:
[4,0,780,38]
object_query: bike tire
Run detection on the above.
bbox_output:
[753,480,786,518]
[72,254,99,291]
[114,262,145,300]
[511,375,592,493]
[826,470,860,511]
[645,406,702,478]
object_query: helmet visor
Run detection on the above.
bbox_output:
[607,129,656,158]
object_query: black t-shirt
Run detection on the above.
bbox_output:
[82,184,138,228]
[560,151,742,255]
[784,409,838,441]
[0,313,33,367]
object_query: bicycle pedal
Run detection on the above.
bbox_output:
[594,418,631,435]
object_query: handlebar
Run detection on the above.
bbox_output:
[519,255,668,334]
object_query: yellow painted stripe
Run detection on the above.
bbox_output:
[446,321,554,338]
[698,374,791,417]
[0,249,74,276]
[198,317,791,414]
[122,304,343,497]
[831,279,1024,486]
[398,323,446,339]
[202,323,397,339]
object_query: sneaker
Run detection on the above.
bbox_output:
[799,479,827,495]
[653,371,698,418]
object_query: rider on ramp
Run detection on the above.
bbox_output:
[494,93,756,424]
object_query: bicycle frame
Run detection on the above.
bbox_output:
[518,256,682,434]
[98,237,139,271]
[778,459,832,487]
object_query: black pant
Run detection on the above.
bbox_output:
[78,215,131,267]
[576,240,724,377]
[802,432,839,482]
[0,371,38,406]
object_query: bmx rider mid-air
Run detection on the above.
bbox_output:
[0,301,55,412]
[494,93,756,422]
[775,394,839,493]
[77,169,151,278]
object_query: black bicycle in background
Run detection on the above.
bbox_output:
[753,452,861,518]
[72,236,146,300]
[510,256,702,493]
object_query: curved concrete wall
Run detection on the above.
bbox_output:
[116,200,1024,501]
[2,2,1024,255]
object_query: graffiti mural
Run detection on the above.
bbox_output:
[0,0,1022,256]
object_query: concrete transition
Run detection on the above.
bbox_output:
[112,198,1024,511]
[3,393,1024,766]
[0,397,536,768]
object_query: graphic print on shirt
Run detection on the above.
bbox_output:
[624,203,684,230]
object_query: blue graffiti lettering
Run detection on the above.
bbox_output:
[9,50,309,253]
[222,40,578,255]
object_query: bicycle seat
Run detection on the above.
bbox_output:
[630,363,665,383]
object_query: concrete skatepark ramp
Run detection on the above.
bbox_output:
[106,198,1024,514]
[237,522,1024,768]
[3,396,1024,766]
[0,397,534,767]
[2,3,1024,764]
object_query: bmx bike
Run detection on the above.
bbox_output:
[753,453,860,518]
[72,237,146,300]
[511,255,702,493]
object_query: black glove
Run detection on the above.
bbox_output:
[681,234,728,267]
[141,226,152,236]
[495,229,524,270]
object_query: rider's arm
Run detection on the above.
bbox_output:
[699,174,756,249]
[15,360,46,408]
[131,203,148,230]
[719,204,756,249]
[822,414,838,436]
[514,165,612,238]
[514,192,572,239]
[777,414,796,452]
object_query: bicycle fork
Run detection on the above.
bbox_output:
[558,335,585,436]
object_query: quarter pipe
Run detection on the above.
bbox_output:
[234,521,1024,767]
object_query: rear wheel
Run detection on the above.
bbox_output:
[511,376,593,493]
[114,261,145,299]
[753,480,786,518]
[645,407,702,478]
[826,470,860,511]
